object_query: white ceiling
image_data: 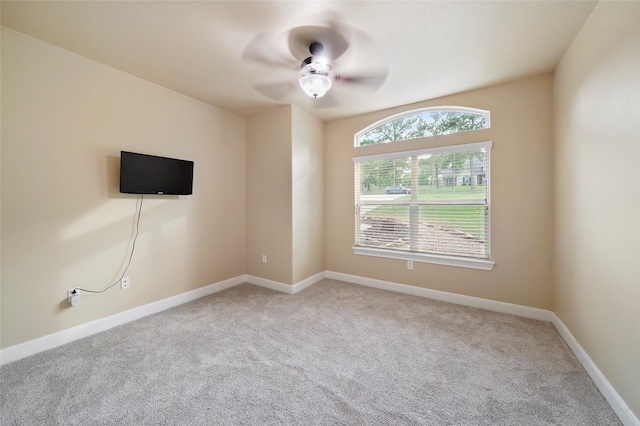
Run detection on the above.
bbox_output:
[1,1,597,121]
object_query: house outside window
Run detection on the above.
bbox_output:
[353,107,494,270]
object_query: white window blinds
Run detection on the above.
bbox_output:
[354,141,491,260]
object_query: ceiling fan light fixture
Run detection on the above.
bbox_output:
[299,73,332,98]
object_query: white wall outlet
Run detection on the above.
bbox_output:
[262,255,267,264]
[68,289,81,306]
[407,260,414,270]
[121,277,130,290]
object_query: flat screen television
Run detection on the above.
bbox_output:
[120,151,194,195]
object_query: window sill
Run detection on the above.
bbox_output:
[352,246,495,271]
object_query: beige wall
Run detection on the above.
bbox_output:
[246,106,293,284]
[0,27,247,349]
[3,9,638,418]
[553,1,640,418]
[325,74,554,309]
[246,105,324,285]
[291,106,324,283]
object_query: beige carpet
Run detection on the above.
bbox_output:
[0,279,621,425]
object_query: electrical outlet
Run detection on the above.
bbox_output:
[68,289,81,306]
[262,255,267,264]
[407,260,414,270]
[121,277,130,290]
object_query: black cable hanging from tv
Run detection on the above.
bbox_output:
[72,194,144,295]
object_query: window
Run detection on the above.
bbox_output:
[353,107,494,270]
[355,107,489,147]
[353,107,494,271]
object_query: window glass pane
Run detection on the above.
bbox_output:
[356,109,489,147]
[354,144,490,260]
[357,205,410,250]
[416,149,487,201]
[417,205,487,257]
[357,158,411,198]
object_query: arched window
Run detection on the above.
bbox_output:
[355,107,490,147]
[353,107,494,270]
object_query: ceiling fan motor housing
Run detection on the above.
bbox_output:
[299,42,333,98]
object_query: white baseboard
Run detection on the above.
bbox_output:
[0,272,325,366]
[0,275,246,366]
[2,270,636,426]
[246,271,325,295]
[551,314,639,426]
[323,271,638,425]
[245,275,293,293]
[293,272,326,293]
[325,271,553,321]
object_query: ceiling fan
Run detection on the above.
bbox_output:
[242,20,388,108]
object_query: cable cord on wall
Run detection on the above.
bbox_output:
[73,194,144,294]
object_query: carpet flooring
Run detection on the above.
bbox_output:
[0,279,621,425]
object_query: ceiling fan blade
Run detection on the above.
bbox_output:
[335,67,389,92]
[253,80,298,102]
[254,78,353,109]
[254,77,381,109]
[242,32,299,70]
[244,12,388,110]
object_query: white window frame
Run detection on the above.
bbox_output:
[353,141,495,271]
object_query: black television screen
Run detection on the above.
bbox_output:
[120,151,194,195]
